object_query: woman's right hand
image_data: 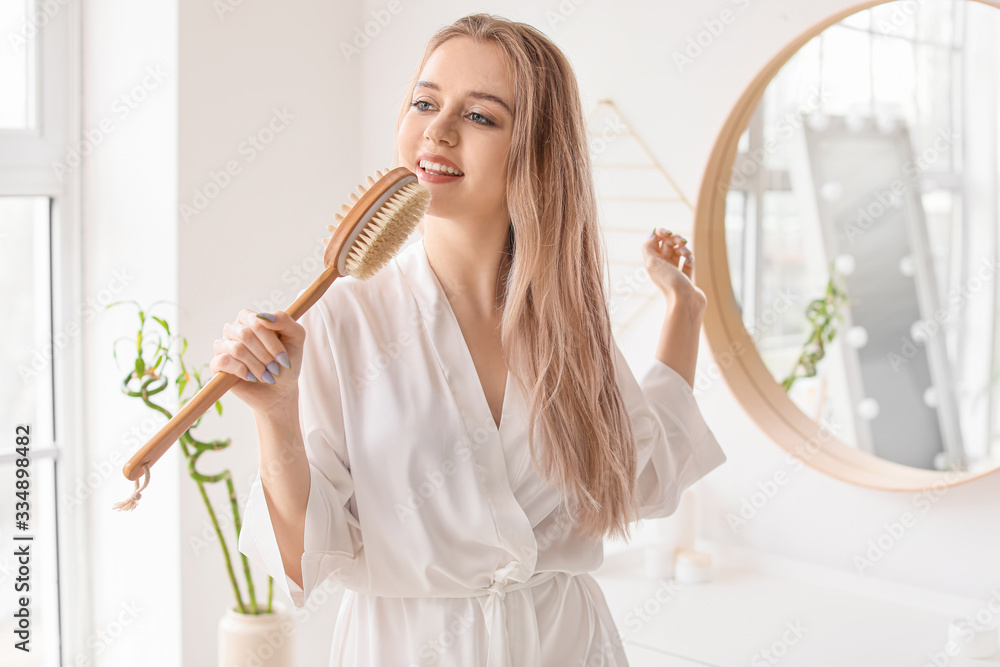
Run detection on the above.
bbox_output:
[209,309,306,415]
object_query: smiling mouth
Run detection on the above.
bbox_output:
[418,159,464,177]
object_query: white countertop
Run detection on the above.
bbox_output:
[592,542,1000,667]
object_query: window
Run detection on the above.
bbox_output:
[0,1,78,664]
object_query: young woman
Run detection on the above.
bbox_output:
[223,13,726,667]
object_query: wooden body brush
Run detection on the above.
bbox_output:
[115,167,430,506]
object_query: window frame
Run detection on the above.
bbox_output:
[1,1,86,665]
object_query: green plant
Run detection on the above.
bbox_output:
[780,263,850,392]
[110,300,272,614]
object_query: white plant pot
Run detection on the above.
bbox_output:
[218,602,296,667]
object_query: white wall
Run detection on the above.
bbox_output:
[79,2,181,666]
[357,0,1000,602]
[176,0,363,664]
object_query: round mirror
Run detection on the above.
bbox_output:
[695,0,1000,489]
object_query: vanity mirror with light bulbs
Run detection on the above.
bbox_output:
[694,0,1000,490]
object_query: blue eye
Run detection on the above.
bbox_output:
[469,112,494,126]
[411,100,434,111]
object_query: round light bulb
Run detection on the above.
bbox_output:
[820,182,843,202]
[857,398,880,420]
[845,326,868,349]
[834,254,856,276]
[923,387,938,408]
[876,114,897,134]
[808,112,830,132]
[845,112,866,132]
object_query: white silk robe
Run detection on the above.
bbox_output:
[237,234,727,666]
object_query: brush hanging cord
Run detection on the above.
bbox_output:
[112,463,150,511]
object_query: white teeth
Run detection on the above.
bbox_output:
[419,159,463,176]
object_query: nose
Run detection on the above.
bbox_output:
[424,112,458,146]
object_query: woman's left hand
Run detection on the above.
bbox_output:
[641,228,707,311]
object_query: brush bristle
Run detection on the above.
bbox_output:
[343,181,430,280]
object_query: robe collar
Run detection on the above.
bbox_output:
[393,234,515,440]
[394,236,544,512]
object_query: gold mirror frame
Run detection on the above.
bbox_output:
[694,0,1000,491]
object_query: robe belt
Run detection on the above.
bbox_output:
[447,564,562,667]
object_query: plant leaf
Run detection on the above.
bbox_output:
[106,299,139,312]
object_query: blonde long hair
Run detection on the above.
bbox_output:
[395,14,638,542]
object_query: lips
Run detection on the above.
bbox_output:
[416,153,464,178]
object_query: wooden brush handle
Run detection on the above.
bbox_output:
[121,264,341,482]
[121,167,426,483]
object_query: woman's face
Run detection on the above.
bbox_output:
[397,36,515,225]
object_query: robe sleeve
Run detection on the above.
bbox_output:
[237,302,363,608]
[612,341,727,520]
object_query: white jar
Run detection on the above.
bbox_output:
[947,618,997,659]
[673,549,712,584]
[218,602,297,667]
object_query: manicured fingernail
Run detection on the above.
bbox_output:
[256,312,276,322]
[246,371,258,382]
[261,370,275,384]
[649,228,656,239]
[276,352,290,369]
[680,236,688,243]
[266,360,280,377]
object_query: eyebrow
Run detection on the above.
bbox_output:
[414,80,513,117]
